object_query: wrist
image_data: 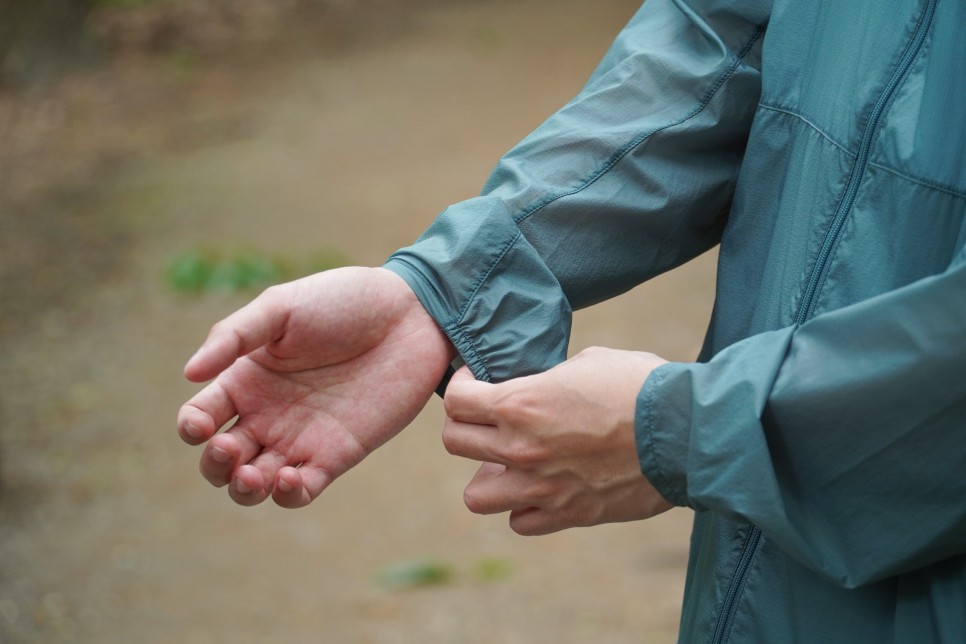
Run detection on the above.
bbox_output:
[377,266,457,363]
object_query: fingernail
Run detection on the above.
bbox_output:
[210,446,231,463]
[183,423,203,439]
[235,479,252,494]
[277,478,293,493]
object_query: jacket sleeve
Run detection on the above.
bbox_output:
[637,243,966,588]
[383,0,769,383]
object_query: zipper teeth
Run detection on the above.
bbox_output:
[711,527,762,644]
[709,6,938,642]
[796,0,937,324]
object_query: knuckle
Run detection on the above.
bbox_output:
[576,345,605,359]
[525,478,558,503]
[440,428,459,455]
[259,282,286,302]
[493,388,539,428]
[207,319,229,339]
[504,438,548,468]
[442,392,460,419]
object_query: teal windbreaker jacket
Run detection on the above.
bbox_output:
[385,0,966,641]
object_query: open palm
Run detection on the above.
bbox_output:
[177,267,452,508]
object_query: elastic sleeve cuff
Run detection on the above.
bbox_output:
[636,362,693,507]
[383,195,573,387]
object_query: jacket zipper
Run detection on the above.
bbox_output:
[710,526,762,644]
[710,3,937,642]
[796,0,938,324]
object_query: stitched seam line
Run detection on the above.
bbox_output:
[757,103,851,155]
[455,229,522,325]
[512,25,765,226]
[759,103,966,200]
[867,162,966,201]
[414,25,765,382]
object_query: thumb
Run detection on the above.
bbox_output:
[443,365,500,424]
[448,365,476,387]
[184,285,289,382]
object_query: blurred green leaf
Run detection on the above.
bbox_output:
[228,252,282,289]
[376,559,454,590]
[165,250,215,294]
[472,557,513,582]
[165,247,349,294]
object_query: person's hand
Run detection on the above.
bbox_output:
[442,347,673,535]
[177,267,453,508]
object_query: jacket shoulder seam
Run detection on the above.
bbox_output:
[512,25,765,226]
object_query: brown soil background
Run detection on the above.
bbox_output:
[0,1,718,641]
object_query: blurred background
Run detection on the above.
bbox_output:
[0,0,718,641]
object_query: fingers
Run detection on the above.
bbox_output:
[183,285,288,382]
[508,507,565,537]
[231,450,327,507]
[443,354,667,535]
[177,381,237,445]
[442,417,507,465]
[271,465,332,509]
[199,429,262,488]
[462,462,533,514]
[462,463,572,536]
[443,367,500,425]
[199,429,335,508]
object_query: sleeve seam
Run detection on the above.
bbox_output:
[512,24,765,228]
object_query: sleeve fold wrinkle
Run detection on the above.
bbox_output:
[385,0,767,383]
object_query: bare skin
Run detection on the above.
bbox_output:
[177,267,453,508]
[443,349,673,536]
[178,268,672,530]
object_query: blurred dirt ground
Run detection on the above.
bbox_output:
[0,1,718,641]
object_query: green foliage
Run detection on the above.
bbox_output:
[471,556,514,582]
[166,250,214,293]
[375,556,514,590]
[376,559,455,590]
[165,247,349,294]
